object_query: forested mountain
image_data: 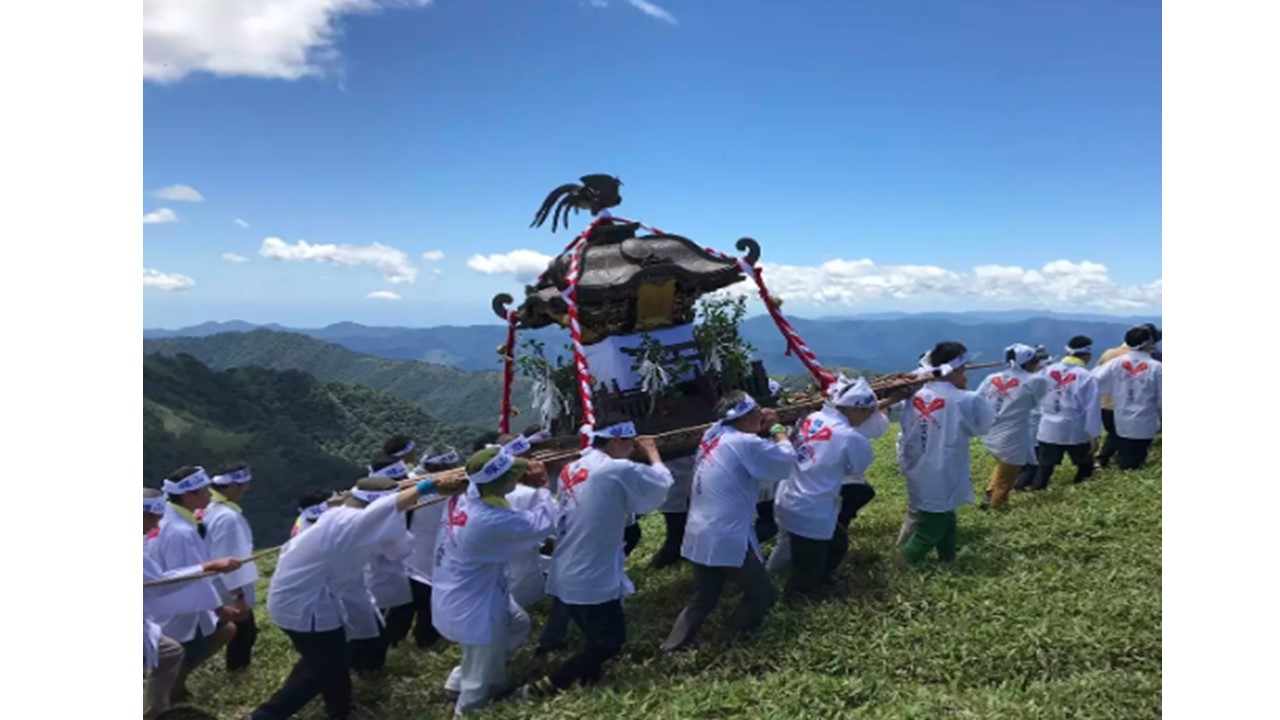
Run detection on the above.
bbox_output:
[145,313,1159,377]
[144,353,483,545]
[143,330,531,428]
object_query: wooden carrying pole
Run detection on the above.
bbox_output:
[143,546,284,588]
[421,360,1007,487]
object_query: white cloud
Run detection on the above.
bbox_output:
[719,257,1161,312]
[143,268,195,290]
[143,208,179,224]
[366,290,403,301]
[234,218,250,229]
[421,250,445,261]
[143,0,435,83]
[222,252,250,264]
[466,249,555,283]
[152,184,204,202]
[627,0,677,24]
[259,237,417,283]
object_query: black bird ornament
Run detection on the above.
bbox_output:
[531,174,623,233]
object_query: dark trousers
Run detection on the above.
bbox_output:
[251,627,351,720]
[226,611,257,671]
[661,551,777,652]
[1030,441,1094,490]
[623,521,642,556]
[381,600,417,648]
[754,501,778,545]
[1098,409,1119,466]
[1115,436,1153,470]
[383,579,440,649]
[837,484,877,528]
[649,512,687,569]
[786,528,849,599]
[349,619,391,673]
[545,600,627,690]
[1013,446,1041,491]
[538,598,573,652]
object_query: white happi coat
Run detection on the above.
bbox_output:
[405,501,446,586]
[1035,359,1102,445]
[547,449,674,605]
[143,543,216,671]
[431,489,557,646]
[365,528,414,610]
[203,499,259,607]
[683,427,796,567]
[775,407,876,541]
[976,366,1050,466]
[1094,350,1162,439]
[896,382,995,513]
[266,496,407,635]
[151,505,220,642]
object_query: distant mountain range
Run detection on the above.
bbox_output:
[145,353,482,545]
[144,330,532,428]
[144,311,1162,377]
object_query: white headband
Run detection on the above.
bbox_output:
[161,468,211,495]
[1006,343,1037,368]
[916,352,968,378]
[299,503,328,522]
[1067,344,1092,355]
[368,460,409,479]
[389,440,415,458]
[143,496,167,515]
[527,429,553,443]
[591,421,637,440]
[828,375,877,409]
[420,448,461,467]
[351,487,397,504]
[721,395,758,422]
[212,468,252,486]
[468,450,518,485]
[503,435,533,456]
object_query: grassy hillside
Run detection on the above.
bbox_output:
[144,354,483,545]
[178,433,1161,719]
[143,330,531,428]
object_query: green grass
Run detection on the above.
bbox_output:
[182,433,1161,719]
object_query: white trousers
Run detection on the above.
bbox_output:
[443,595,531,716]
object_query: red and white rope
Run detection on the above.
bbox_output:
[700,245,836,392]
[562,236,597,447]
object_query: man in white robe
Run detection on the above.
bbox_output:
[143,489,243,720]
[894,342,996,566]
[204,463,260,671]
[661,392,796,652]
[150,466,239,703]
[521,422,673,697]
[1029,336,1102,489]
[242,474,445,720]
[1093,325,1162,470]
[976,345,1050,509]
[350,457,417,673]
[771,377,886,598]
[431,447,557,716]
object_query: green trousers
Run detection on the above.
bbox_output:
[899,510,958,563]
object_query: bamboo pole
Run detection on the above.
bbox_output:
[144,546,284,588]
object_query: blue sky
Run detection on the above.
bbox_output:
[143,0,1161,328]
